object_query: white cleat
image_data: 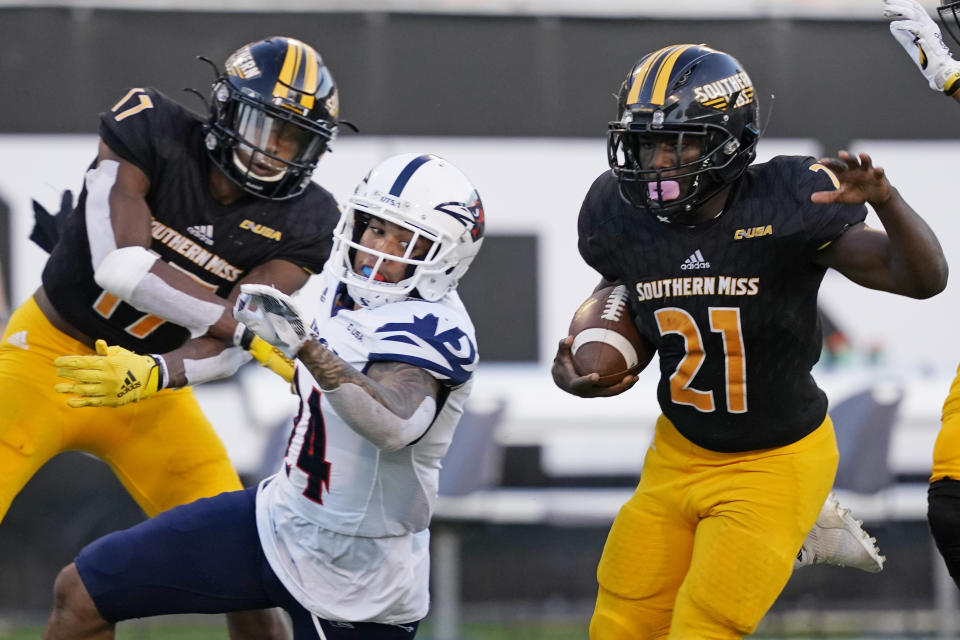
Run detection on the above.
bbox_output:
[794,493,885,573]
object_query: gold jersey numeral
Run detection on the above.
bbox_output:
[655,306,748,414]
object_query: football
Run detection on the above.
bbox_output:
[568,284,654,386]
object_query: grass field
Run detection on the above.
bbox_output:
[0,620,591,640]
[0,621,951,640]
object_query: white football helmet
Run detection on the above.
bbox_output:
[330,153,485,308]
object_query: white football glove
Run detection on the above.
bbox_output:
[884,0,960,94]
[233,283,308,358]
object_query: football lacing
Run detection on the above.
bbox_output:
[600,284,629,322]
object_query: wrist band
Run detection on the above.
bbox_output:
[149,354,169,390]
[236,326,256,350]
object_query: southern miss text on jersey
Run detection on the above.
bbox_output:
[578,156,866,453]
[41,87,340,354]
[256,267,478,622]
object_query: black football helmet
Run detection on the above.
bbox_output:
[939,0,960,47]
[204,36,339,200]
[607,44,760,222]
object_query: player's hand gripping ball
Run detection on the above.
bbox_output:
[568,284,654,386]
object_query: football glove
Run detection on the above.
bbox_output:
[884,0,960,94]
[54,339,165,408]
[233,283,308,358]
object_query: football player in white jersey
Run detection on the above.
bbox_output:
[43,153,485,640]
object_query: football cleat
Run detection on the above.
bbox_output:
[794,493,885,573]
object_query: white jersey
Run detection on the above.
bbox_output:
[256,267,478,623]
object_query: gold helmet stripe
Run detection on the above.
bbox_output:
[626,44,698,107]
[273,39,319,111]
[625,47,666,106]
[274,39,299,99]
[650,44,694,105]
[300,43,319,110]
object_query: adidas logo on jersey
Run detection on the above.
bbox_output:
[6,330,28,350]
[681,250,710,270]
[186,224,215,246]
[117,370,142,398]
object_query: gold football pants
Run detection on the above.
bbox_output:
[0,296,242,523]
[590,414,837,639]
[932,363,960,483]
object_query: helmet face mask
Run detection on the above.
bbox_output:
[607,44,760,222]
[939,0,960,48]
[205,37,340,200]
[330,154,485,309]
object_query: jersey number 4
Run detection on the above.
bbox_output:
[655,306,746,414]
[289,388,332,504]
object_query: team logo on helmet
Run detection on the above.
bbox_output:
[225,45,261,80]
[693,71,755,110]
[434,191,485,243]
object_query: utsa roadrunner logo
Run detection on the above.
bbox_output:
[434,190,485,242]
[117,370,141,398]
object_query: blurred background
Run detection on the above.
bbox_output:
[2,0,960,637]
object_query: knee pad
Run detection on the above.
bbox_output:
[676,531,794,636]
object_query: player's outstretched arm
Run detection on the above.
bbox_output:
[811,150,947,298]
[884,0,960,96]
[298,340,441,451]
[53,334,295,408]
[86,142,311,346]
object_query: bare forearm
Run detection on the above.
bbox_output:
[297,340,435,419]
[871,187,948,297]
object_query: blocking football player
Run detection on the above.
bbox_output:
[43,154,484,640]
[0,36,342,638]
[884,0,960,591]
[551,44,947,638]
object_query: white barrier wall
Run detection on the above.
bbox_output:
[2,134,956,368]
[1,135,957,476]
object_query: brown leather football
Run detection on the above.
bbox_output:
[568,284,655,386]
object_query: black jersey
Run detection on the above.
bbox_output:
[42,88,340,354]
[578,156,867,452]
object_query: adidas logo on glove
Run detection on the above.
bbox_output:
[117,370,142,398]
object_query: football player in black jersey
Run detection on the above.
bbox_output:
[885,0,960,593]
[552,44,948,638]
[0,36,342,639]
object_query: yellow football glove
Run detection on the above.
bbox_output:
[244,331,295,383]
[54,339,164,408]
